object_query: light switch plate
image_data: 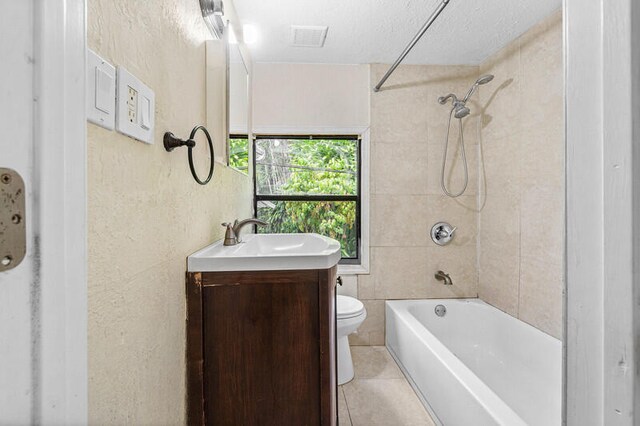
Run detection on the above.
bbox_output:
[86,49,116,130]
[116,66,155,144]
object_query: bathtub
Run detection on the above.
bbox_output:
[386,299,561,426]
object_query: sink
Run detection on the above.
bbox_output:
[187,233,342,272]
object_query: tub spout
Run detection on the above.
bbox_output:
[435,270,453,285]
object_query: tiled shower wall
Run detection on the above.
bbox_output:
[477,11,563,338]
[352,64,482,345]
[352,9,563,344]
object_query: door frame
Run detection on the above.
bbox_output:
[565,0,640,423]
[34,0,87,423]
[24,0,640,423]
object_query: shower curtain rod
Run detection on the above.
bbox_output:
[373,0,451,92]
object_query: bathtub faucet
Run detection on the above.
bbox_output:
[435,270,453,285]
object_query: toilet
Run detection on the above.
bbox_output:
[336,295,367,385]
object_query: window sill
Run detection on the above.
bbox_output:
[338,264,369,275]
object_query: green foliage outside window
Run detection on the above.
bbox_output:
[229,137,249,171]
[255,138,359,259]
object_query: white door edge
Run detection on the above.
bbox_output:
[34,0,87,423]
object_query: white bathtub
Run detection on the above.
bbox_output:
[386,298,561,426]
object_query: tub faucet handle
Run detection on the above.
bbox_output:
[431,222,456,246]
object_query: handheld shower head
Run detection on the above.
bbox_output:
[462,74,494,102]
[476,74,494,85]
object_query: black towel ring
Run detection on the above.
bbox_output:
[164,125,215,185]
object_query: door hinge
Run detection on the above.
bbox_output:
[0,168,26,272]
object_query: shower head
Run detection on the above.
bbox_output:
[438,74,495,119]
[476,74,494,85]
[462,74,494,102]
[453,103,470,119]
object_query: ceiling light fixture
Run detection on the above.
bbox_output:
[199,0,226,39]
[242,24,259,45]
[229,23,259,45]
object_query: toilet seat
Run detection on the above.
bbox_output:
[337,295,365,320]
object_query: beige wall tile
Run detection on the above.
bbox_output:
[519,251,563,339]
[518,187,564,338]
[369,247,430,299]
[365,15,563,344]
[371,143,429,195]
[370,195,430,247]
[479,192,520,239]
[357,273,376,299]
[370,66,430,145]
[478,42,521,144]
[425,246,478,298]
[427,135,480,197]
[478,235,520,316]
[519,126,564,191]
[519,11,563,109]
[477,11,564,335]
[349,300,385,346]
[480,133,522,195]
[363,63,482,345]
[479,193,521,315]
[425,195,478,248]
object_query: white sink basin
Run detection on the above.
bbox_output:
[188,233,342,272]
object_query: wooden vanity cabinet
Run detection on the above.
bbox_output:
[186,267,337,426]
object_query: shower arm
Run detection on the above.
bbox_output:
[373,0,452,93]
[438,93,458,105]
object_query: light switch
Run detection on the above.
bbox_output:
[87,49,115,130]
[95,68,112,113]
[116,67,155,144]
[140,96,151,130]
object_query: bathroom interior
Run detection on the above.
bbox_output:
[7,0,637,425]
[82,0,565,424]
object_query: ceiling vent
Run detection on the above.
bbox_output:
[290,25,328,48]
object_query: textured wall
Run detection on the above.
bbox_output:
[352,64,481,345]
[477,10,563,338]
[87,0,252,423]
[252,63,370,131]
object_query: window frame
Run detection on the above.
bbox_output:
[252,134,362,264]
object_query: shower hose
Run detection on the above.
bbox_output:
[440,107,469,198]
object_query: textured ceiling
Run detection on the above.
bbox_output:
[233,0,562,65]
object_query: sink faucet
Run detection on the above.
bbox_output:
[221,218,269,246]
[435,270,453,285]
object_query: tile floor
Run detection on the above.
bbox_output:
[338,346,436,426]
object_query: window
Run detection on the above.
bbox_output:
[253,135,361,263]
[229,134,249,172]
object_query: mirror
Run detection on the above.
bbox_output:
[227,43,249,174]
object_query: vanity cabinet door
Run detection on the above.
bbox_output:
[187,267,337,426]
